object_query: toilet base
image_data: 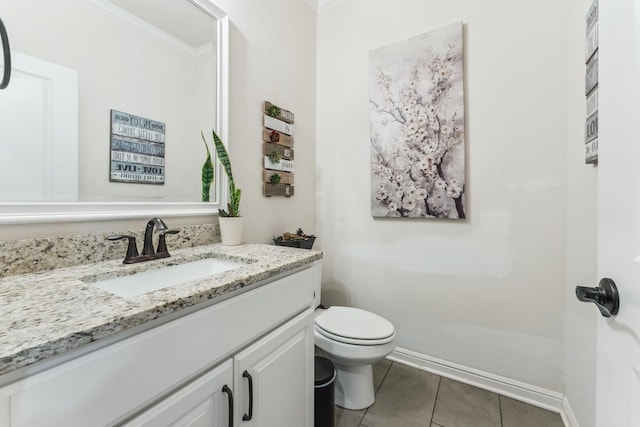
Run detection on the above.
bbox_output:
[334,363,375,410]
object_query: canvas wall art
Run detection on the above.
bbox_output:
[369,22,465,219]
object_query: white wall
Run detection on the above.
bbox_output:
[0,0,317,242]
[213,0,317,244]
[317,0,569,392]
[563,0,598,424]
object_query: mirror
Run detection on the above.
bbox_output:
[0,0,228,222]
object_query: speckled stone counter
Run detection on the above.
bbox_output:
[0,243,322,379]
[0,223,220,278]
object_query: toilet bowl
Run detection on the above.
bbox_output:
[314,306,396,410]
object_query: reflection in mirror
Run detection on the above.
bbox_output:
[0,0,225,208]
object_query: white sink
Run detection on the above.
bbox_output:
[89,258,245,298]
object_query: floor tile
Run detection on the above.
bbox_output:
[361,362,440,427]
[373,358,392,391]
[500,396,564,427]
[333,359,391,427]
[335,406,365,427]
[432,377,501,427]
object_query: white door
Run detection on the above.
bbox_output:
[595,1,640,426]
[233,310,314,427]
[0,52,77,201]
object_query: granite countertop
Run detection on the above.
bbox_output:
[0,243,322,379]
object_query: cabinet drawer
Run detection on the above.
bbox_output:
[0,263,319,427]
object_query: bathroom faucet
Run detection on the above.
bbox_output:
[142,217,168,256]
[108,217,180,264]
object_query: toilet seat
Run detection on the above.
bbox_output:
[315,306,395,346]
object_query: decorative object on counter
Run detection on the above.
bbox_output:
[108,217,180,264]
[203,129,243,245]
[585,0,598,164]
[263,101,295,197]
[201,136,214,202]
[369,22,465,219]
[110,110,166,185]
[273,228,316,249]
[217,216,243,246]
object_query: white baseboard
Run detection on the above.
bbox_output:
[561,396,580,427]
[388,347,577,427]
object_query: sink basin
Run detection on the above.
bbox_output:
[89,258,245,298]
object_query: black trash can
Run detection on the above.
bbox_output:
[314,356,336,427]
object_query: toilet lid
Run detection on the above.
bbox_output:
[315,306,395,344]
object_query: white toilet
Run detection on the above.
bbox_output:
[314,306,396,410]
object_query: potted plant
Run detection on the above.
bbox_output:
[202,129,243,245]
[273,228,316,249]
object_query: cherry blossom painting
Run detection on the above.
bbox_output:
[370,22,465,219]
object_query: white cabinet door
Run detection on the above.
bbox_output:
[125,359,234,427]
[234,309,314,427]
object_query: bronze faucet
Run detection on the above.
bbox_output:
[108,217,180,264]
[142,217,168,256]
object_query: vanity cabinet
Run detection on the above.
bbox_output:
[125,359,234,427]
[233,310,313,426]
[0,262,320,427]
[127,310,314,427]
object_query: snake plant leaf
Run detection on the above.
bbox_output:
[200,132,214,202]
[210,129,241,217]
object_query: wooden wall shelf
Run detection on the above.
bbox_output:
[263,101,295,197]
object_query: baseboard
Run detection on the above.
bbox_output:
[388,347,575,426]
[561,396,580,427]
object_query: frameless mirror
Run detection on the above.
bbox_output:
[0,0,228,223]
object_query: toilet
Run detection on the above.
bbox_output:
[314,306,396,410]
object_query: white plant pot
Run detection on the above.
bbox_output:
[218,216,243,246]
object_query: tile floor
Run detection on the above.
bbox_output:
[334,360,565,427]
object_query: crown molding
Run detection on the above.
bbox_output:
[304,0,349,13]
[303,0,318,11]
[318,0,349,12]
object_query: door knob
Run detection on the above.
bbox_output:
[576,278,620,317]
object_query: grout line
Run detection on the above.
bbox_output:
[429,375,443,425]
[359,408,368,425]
[360,361,391,425]
[375,360,393,393]
[358,360,393,426]
[498,394,504,427]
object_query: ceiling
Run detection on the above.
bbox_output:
[106,0,216,48]
[304,0,348,12]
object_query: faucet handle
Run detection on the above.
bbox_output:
[157,229,180,255]
[107,234,139,263]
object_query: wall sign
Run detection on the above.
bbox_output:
[110,110,166,184]
[263,101,295,197]
[585,0,598,164]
